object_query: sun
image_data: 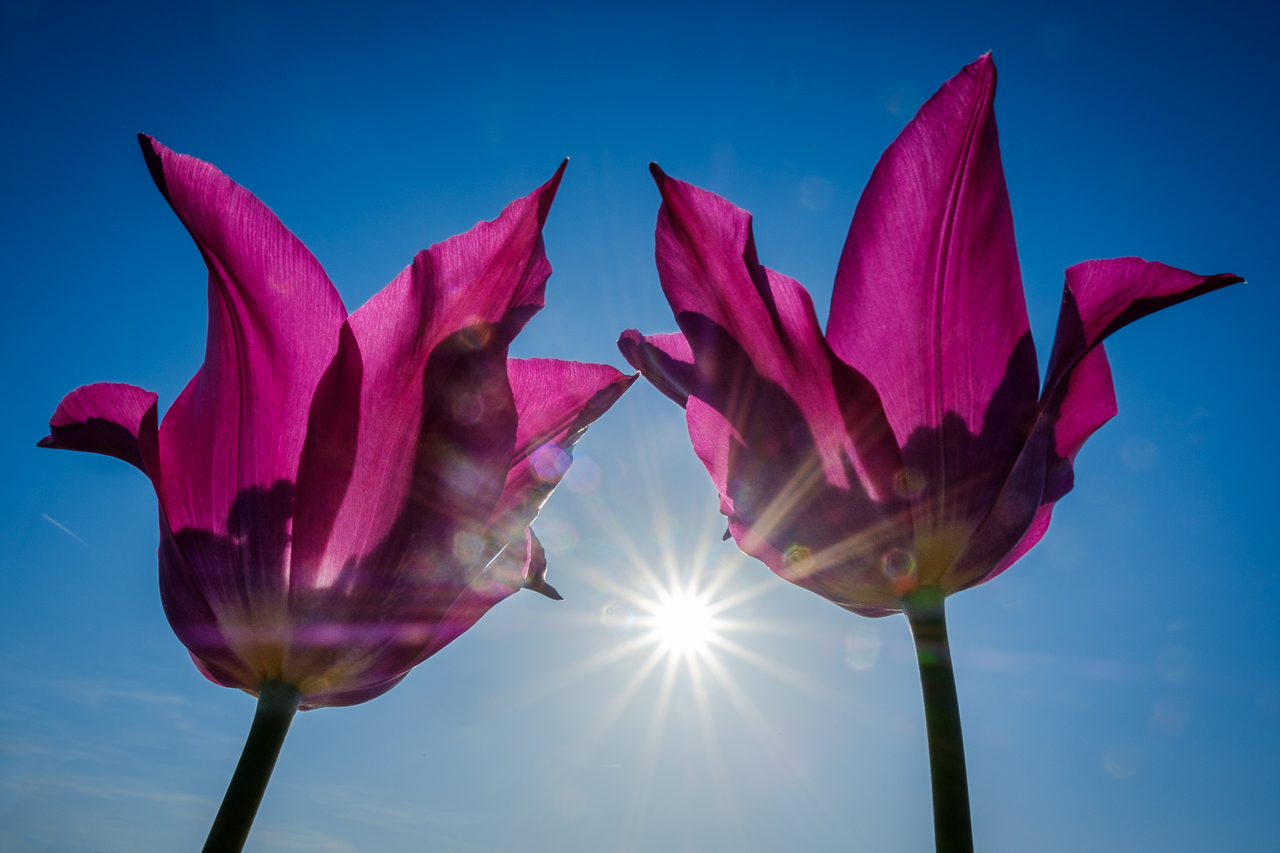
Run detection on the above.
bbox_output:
[645,589,718,657]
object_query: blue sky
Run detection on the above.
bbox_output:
[1,1,1277,851]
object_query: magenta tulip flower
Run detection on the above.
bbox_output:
[41,136,634,852]
[619,56,1242,852]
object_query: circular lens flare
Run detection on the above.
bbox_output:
[648,591,717,657]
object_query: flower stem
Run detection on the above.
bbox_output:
[903,587,973,853]
[201,680,301,853]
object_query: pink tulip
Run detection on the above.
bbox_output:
[619,55,1241,852]
[41,136,634,851]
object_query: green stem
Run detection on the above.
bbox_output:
[904,588,973,853]
[201,681,301,853]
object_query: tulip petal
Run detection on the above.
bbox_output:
[298,672,410,710]
[961,344,1117,588]
[289,321,364,585]
[274,168,567,699]
[826,55,1040,536]
[317,164,566,578]
[326,529,541,694]
[140,136,349,625]
[158,519,258,692]
[959,260,1242,590]
[486,357,636,549]
[1042,258,1243,401]
[509,358,637,471]
[478,526,556,597]
[520,529,561,600]
[39,382,160,479]
[647,168,908,609]
[1038,259,1241,507]
[651,166,900,500]
[617,329,695,406]
[282,326,518,691]
[1040,342,1118,504]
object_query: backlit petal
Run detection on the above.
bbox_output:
[1043,258,1243,400]
[39,382,159,479]
[648,168,907,605]
[316,163,566,580]
[651,166,899,499]
[827,55,1039,537]
[617,329,694,407]
[278,166,567,695]
[141,135,348,630]
[487,357,635,549]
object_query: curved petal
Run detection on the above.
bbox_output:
[141,136,349,628]
[39,382,160,480]
[289,321,364,586]
[1040,342,1118,504]
[281,326,518,694]
[1042,258,1243,400]
[485,357,636,548]
[482,526,558,599]
[952,344,1117,591]
[274,167,568,699]
[158,517,258,692]
[651,166,900,500]
[617,329,694,407]
[957,255,1241,592]
[312,163,567,580]
[517,528,559,599]
[1029,259,1241,517]
[308,527,543,699]
[648,169,909,609]
[509,358,636,467]
[826,55,1040,538]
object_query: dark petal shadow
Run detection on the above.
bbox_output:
[895,333,1039,534]
[40,417,150,472]
[672,314,1064,608]
[678,311,912,612]
[288,322,521,694]
[162,325,525,702]
[617,330,694,407]
[163,481,296,688]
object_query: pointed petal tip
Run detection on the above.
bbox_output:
[649,162,667,184]
[136,133,170,200]
[36,435,54,449]
[136,132,162,156]
[965,51,997,81]
[531,160,569,227]
[534,582,564,601]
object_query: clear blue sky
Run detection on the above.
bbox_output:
[2,1,1276,851]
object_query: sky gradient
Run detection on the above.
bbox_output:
[1,1,1277,851]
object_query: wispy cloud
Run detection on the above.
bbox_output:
[277,781,482,830]
[58,775,212,805]
[41,513,87,545]
[251,827,360,853]
[98,688,187,705]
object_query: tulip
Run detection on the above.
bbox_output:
[41,136,634,851]
[619,56,1241,852]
